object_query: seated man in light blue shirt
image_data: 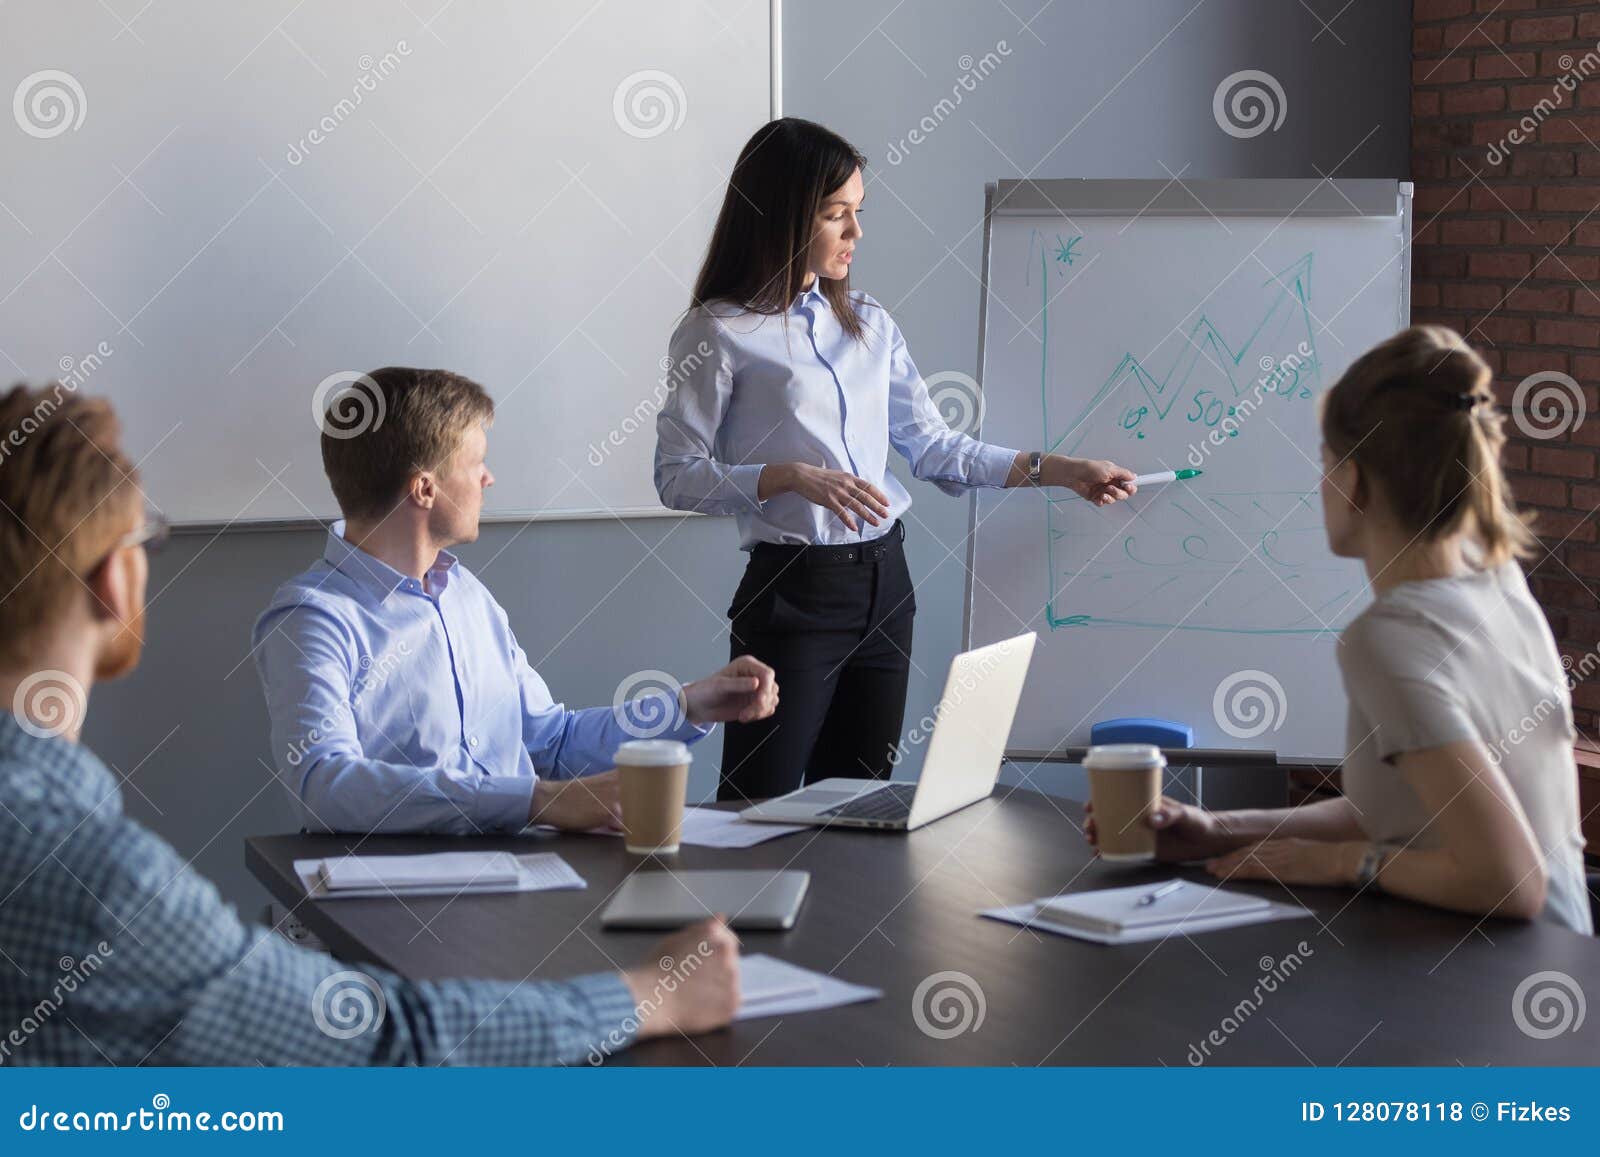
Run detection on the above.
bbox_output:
[254,367,777,836]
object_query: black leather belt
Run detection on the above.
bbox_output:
[750,520,906,567]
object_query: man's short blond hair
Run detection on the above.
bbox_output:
[319,367,494,520]
[0,384,140,666]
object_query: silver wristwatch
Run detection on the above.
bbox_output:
[1027,450,1042,486]
[1354,844,1388,888]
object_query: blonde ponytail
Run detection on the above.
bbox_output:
[1319,325,1536,566]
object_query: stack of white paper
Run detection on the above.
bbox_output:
[295,852,586,899]
[320,852,520,892]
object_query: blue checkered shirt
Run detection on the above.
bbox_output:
[0,714,639,1065]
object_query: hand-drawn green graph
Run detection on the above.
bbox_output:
[1032,233,1355,637]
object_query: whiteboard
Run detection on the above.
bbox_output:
[966,180,1409,761]
[0,0,773,525]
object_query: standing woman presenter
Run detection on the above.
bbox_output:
[655,118,1136,802]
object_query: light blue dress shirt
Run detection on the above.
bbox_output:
[0,713,640,1065]
[253,524,708,835]
[654,286,1020,548]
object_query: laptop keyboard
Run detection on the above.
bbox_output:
[818,781,919,821]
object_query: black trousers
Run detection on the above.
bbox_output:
[718,522,916,802]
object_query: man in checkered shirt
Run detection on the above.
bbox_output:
[0,384,739,1065]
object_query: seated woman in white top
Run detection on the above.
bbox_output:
[1086,325,1592,934]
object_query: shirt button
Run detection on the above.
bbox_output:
[469,735,480,749]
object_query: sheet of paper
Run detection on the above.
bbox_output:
[571,806,806,847]
[734,954,881,1021]
[738,956,819,1008]
[514,853,587,891]
[679,807,807,848]
[980,897,1311,945]
[294,853,585,900]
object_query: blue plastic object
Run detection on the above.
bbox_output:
[1090,717,1194,748]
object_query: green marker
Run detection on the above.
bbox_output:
[1130,468,1202,486]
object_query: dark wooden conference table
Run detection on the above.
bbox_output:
[246,787,1600,1065]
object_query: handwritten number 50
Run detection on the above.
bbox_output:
[1187,389,1223,427]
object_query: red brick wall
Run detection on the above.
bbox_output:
[1412,0,1600,731]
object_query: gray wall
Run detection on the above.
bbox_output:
[84,0,1409,912]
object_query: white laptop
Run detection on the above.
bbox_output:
[740,632,1036,831]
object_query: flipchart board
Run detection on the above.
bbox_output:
[964,179,1410,762]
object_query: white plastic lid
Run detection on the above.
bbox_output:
[613,739,692,767]
[1083,743,1166,770]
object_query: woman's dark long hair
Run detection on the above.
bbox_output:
[692,118,868,341]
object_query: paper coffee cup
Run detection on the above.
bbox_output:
[1084,743,1165,864]
[615,739,691,855]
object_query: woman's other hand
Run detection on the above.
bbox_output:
[759,462,891,531]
